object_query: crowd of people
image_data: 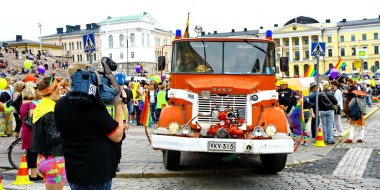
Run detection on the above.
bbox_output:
[277,75,380,145]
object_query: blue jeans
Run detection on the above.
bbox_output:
[320,110,334,143]
[365,95,372,106]
[69,179,112,190]
[150,102,156,122]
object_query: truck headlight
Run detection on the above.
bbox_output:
[252,126,264,137]
[265,124,277,137]
[201,90,211,100]
[251,95,258,101]
[168,122,180,135]
[180,124,191,135]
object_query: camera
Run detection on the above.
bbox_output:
[69,57,121,106]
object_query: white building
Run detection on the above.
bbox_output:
[98,12,157,76]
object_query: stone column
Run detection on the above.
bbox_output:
[299,36,303,61]
[288,37,293,61]
[279,38,283,57]
[309,35,312,60]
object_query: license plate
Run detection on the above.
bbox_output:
[208,141,236,152]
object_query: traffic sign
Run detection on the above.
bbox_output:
[354,59,362,68]
[311,42,325,56]
[358,49,368,59]
[83,33,96,53]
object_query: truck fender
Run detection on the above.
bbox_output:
[260,107,288,133]
[158,105,185,128]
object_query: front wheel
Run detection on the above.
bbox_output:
[163,150,181,170]
[8,138,23,169]
[260,154,287,173]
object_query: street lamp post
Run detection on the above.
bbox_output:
[38,23,42,55]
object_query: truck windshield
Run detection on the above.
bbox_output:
[172,41,275,74]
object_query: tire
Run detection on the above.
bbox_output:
[8,138,23,169]
[260,153,287,173]
[163,150,181,170]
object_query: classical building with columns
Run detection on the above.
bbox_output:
[203,15,380,77]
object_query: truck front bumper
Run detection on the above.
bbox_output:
[151,133,293,154]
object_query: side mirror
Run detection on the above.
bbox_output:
[158,56,166,71]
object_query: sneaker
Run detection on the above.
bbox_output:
[333,133,343,137]
[29,175,43,181]
[303,143,308,146]
[327,141,335,145]
[344,139,353,143]
[357,139,364,143]
[129,120,133,124]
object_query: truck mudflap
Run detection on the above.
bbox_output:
[151,133,294,154]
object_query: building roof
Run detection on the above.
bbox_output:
[337,17,380,27]
[202,29,259,37]
[98,12,154,24]
[284,16,319,26]
[42,28,99,38]
[0,39,59,47]
[154,28,174,34]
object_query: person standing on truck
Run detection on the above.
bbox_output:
[277,81,293,112]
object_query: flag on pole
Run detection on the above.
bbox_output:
[334,58,346,69]
[140,95,152,128]
[305,66,316,77]
[183,12,190,38]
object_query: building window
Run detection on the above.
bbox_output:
[131,52,134,59]
[351,47,356,56]
[164,39,168,45]
[305,50,309,59]
[295,39,299,46]
[341,48,346,56]
[341,63,346,71]
[80,42,82,49]
[294,65,299,76]
[340,35,344,42]
[351,34,355,41]
[109,53,112,59]
[76,42,79,49]
[314,37,318,42]
[72,55,74,62]
[314,64,318,72]
[142,33,145,46]
[147,34,150,47]
[119,34,124,47]
[80,54,83,62]
[363,46,367,49]
[374,46,379,54]
[295,51,300,61]
[327,36,332,43]
[364,62,368,70]
[130,33,135,46]
[276,40,280,46]
[303,64,309,76]
[374,33,379,40]
[328,49,333,57]
[352,62,357,70]
[76,55,79,62]
[375,61,379,70]
[108,35,113,48]
[362,33,367,41]
[285,40,289,46]
[93,53,96,61]
[305,38,309,45]
[285,52,290,58]
[120,52,123,59]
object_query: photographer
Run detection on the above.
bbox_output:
[55,63,125,190]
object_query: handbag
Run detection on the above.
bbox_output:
[23,103,33,128]
[322,92,340,114]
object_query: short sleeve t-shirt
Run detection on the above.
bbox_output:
[54,94,118,185]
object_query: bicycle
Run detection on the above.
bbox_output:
[7,137,23,169]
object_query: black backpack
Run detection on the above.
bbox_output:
[348,98,361,121]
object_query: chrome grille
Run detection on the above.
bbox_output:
[198,94,247,123]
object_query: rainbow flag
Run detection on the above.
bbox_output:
[183,12,190,38]
[289,96,305,136]
[140,95,152,128]
[334,58,347,69]
[305,66,316,77]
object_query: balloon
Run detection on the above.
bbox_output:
[25,74,37,83]
[135,65,141,73]
[24,60,33,69]
[37,65,46,75]
[0,78,7,90]
[154,75,161,83]
[115,73,126,85]
[330,68,339,79]
[161,73,166,82]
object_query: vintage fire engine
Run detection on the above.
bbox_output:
[152,36,293,173]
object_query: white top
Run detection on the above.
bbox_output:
[334,88,344,109]
[149,91,155,103]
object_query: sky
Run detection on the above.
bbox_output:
[1,0,380,41]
